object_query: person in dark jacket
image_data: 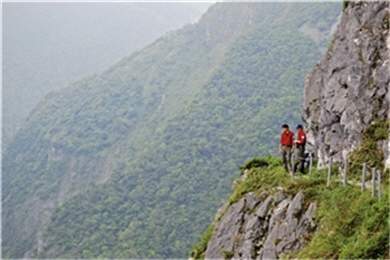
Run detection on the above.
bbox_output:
[279,124,294,173]
[293,124,307,174]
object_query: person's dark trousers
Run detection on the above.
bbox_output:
[281,145,292,173]
[293,144,305,174]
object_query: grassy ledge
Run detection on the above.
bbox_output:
[191,154,389,259]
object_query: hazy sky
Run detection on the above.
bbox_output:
[2,2,214,135]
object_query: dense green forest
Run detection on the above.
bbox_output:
[2,2,342,258]
[2,2,212,142]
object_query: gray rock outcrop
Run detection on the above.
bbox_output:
[302,1,390,167]
[205,191,316,259]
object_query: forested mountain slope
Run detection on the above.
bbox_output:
[2,2,341,258]
[2,2,212,142]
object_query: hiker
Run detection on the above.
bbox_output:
[293,124,307,174]
[279,124,294,173]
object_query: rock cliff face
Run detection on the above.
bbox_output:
[303,1,390,167]
[205,190,316,259]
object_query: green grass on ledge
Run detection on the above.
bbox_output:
[191,155,389,259]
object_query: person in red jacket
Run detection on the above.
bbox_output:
[279,124,294,173]
[293,124,307,174]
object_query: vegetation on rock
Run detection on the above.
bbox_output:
[349,120,389,177]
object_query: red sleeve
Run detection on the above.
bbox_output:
[299,131,306,144]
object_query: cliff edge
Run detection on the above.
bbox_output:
[303,1,389,167]
[205,189,316,259]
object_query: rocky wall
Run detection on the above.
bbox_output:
[205,191,316,259]
[302,1,389,167]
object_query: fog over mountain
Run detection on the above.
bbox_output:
[2,2,213,142]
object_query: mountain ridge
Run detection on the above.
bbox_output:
[2,2,213,142]
[2,2,342,258]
